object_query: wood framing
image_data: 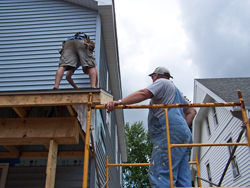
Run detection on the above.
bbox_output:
[3,145,20,157]
[45,139,58,188]
[0,117,79,145]
[0,89,113,107]
[12,107,27,117]
[67,105,75,116]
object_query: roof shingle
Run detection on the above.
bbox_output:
[196,77,250,107]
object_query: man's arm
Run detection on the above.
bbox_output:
[183,107,197,126]
[103,89,153,113]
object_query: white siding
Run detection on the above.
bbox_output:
[193,82,250,187]
[194,84,206,103]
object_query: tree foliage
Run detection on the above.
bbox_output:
[123,121,153,188]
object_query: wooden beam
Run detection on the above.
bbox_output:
[45,139,58,188]
[100,91,113,104]
[0,117,79,145]
[12,107,27,117]
[3,145,20,157]
[67,105,75,117]
[44,144,49,150]
[0,91,113,107]
[0,151,92,158]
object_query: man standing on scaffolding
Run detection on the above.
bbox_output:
[104,67,196,187]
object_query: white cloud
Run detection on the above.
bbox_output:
[115,0,250,126]
[115,0,199,126]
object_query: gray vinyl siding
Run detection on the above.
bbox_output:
[95,110,122,188]
[5,166,88,188]
[99,33,108,90]
[0,0,98,91]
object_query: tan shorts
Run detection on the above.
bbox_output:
[59,39,96,69]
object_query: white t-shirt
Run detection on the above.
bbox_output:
[146,78,188,118]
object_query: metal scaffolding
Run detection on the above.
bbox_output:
[83,90,250,188]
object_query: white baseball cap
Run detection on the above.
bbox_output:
[148,67,173,78]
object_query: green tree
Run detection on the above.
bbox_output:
[123,121,153,188]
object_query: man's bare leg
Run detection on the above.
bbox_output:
[54,66,67,89]
[88,66,98,88]
[66,70,79,89]
[95,66,98,87]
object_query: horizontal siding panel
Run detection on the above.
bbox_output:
[0,1,95,13]
[0,74,88,82]
[0,21,96,32]
[199,108,250,187]
[6,165,89,188]
[0,0,98,91]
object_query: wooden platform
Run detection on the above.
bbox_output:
[0,88,113,157]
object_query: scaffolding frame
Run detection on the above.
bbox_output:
[105,153,202,188]
[82,89,250,188]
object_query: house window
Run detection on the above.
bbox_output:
[206,163,213,187]
[212,107,218,125]
[227,138,240,178]
[206,116,211,136]
[0,163,9,188]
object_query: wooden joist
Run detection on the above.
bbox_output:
[0,117,79,145]
[67,105,76,117]
[12,107,27,117]
[3,145,20,157]
[0,90,113,107]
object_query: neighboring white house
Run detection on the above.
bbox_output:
[191,78,250,187]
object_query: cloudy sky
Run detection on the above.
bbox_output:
[114,0,250,127]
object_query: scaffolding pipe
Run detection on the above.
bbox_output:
[218,126,246,187]
[106,156,109,188]
[238,90,250,147]
[196,176,219,187]
[81,90,250,188]
[90,129,101,188]
[195,153,202,187]
[171,142,248,148]
[108,161,199,167]
[82,93,93,188]
[92,102,241,110]
[108,163,149,167]
[164,108,174,188]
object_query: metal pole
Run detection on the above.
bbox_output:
[195,154,202,187]
[217,126,245,186]
[171,142,248,148]
[108,163,149,167]
[106,156,109,188]
[93,102,241,110]
[238,90,250,147]
[82,93,93,188]
[196,176,219,187]
[90,129,102,188]
[164,108,174,188]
